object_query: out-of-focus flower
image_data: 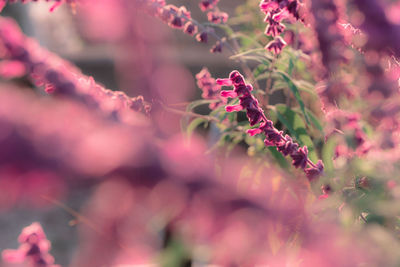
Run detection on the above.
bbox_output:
[210,39,223,53]
[207,10,228,24]
[0,17,151,124]
[199,0,219,12]
[2,222,60,267]
[196,30,208,43]
[196,67,226,109]
[183,21,198,36]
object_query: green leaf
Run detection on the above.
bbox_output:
[270,104,317,162]
[267,146,289,168]
[180,99,216,133]
[288,57,294,76]
[276,70,310,124]
[186,99,219,112]
[253,64,269,78]
[231,32,264,48]
[186,118,206,138]
[322,136,336,173]
[306,110,324,133]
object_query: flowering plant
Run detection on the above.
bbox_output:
[1,0,400,266]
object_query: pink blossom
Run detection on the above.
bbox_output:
[2,222,60,267]
[207,11,228,24]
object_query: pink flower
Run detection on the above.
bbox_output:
[183,21,198,35]
[196,31,208,43]
[199,0,219,11]
[210,40,223,53]
[2,222,60,267]
[207,11,228,24]
[259,0,279,13]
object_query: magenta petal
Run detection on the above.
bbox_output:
[216,78,233,86]
[220,90,238,98]
[260,1,279,13]
[272,8,290,21]
[247,128,262,136]
[226,105,243,112]
[0,2,6,13]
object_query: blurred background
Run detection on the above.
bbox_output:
[0,1,245,265]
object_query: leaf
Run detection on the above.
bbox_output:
[306,110,324,133]
[186,118,206,138]
[276,70,310,124]
[270,104,317,162]
[288,57,294,76]
[253,64,269,78]
[186,99,219,112]
[322,135,336,173]
[291,108,324,134]
[231,32,264,48]
[267,146,289,168]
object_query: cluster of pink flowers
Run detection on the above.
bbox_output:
[144,1,199,40]
[217,70,324,180]
[196,67,226,109]
[259,0,302,54]
[0,17,150,124]
[2,222,60,267]
[141,0,226,53]
[199,0,228,25]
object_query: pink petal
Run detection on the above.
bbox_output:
[226,105,243,112]
[247,128,262,136]
[0,1,6,13]
[0,60,26,79]
[272,8,290,21]
[216,78,233,86]
[220,90,237,98]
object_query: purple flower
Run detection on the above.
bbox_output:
[218,70,324,179]
[277,135,299,156]
[199,0,219,11]
[207,11,228,24]
[291,146,308,169]
[239,95,264,125]
[305,160,324,181]
[196,31,208,43]
[265,36,287,54]
[210,40,223,53]
[183,22,198,36]
[265,14,286,36]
